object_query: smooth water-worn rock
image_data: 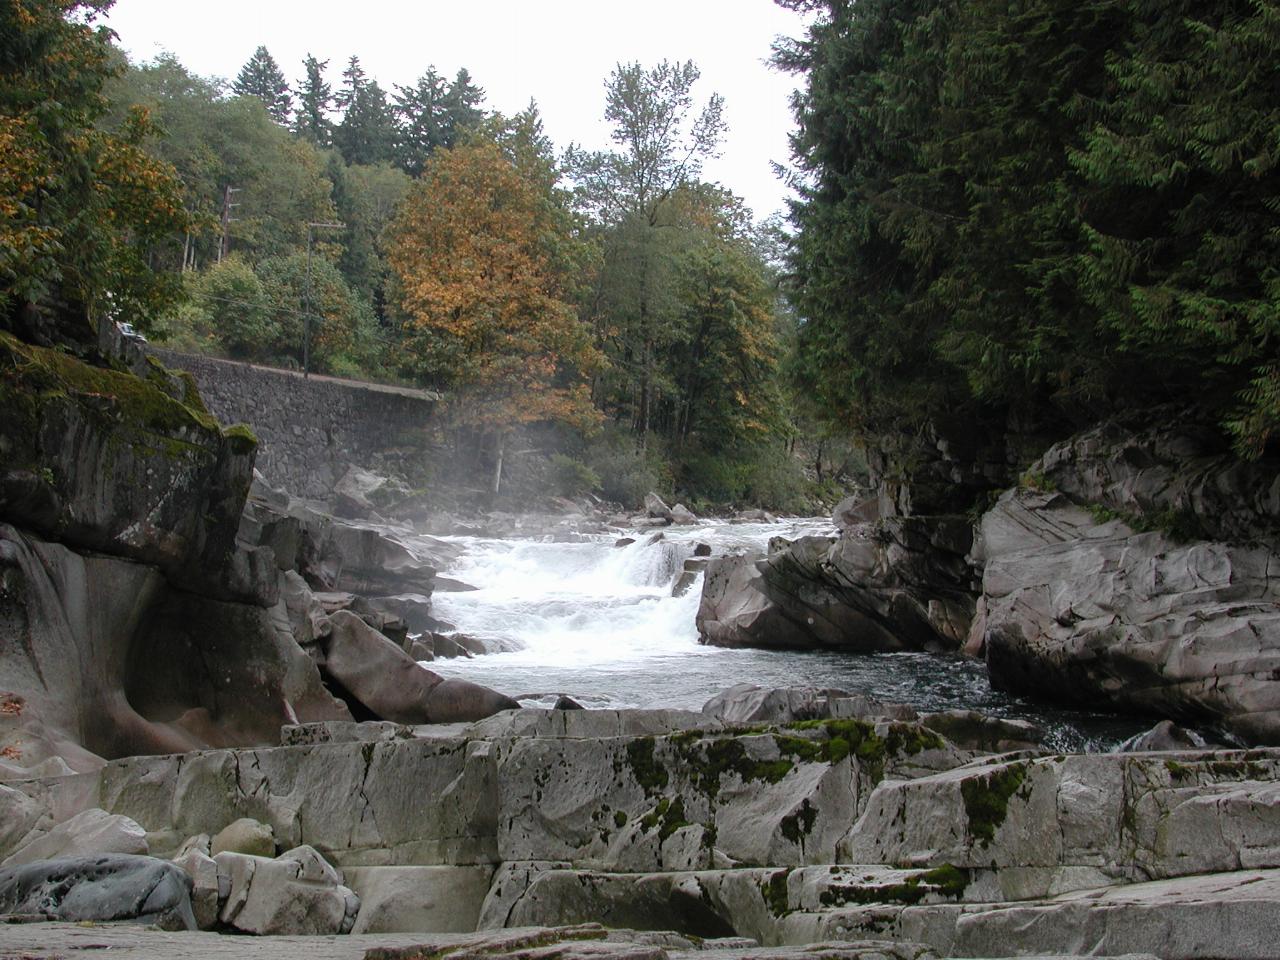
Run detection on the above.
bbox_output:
[2,808,147,867]
[496,721,963,871]
[702,685,918,726]
[697,518,974,653]
[0,334,264,603]
[0,524,347,764]
[172,843,220,930]
[347,865,495,933]
[0,854,196,929]
[211,817,276,858]
[1114,720,1223,753]
[1036,408,1280,544]
[216,844,359,935]
[320,611,518,724]
[975,489,1280,743]
[842,751,1280,890]
[6,704,1280,957]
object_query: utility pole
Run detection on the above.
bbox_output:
[304,221,345,379]
[217,185,241,263]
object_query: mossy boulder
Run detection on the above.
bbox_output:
[0,332,263,601]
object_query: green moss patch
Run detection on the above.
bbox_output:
[818,865,970,908]
[0,332,222,442]
[762,869,792,918]
[780,799,818,845]
[625,737,670,796]
[961,762,1029,847]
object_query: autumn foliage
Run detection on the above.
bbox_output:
[387,139,601,432]
[1,0,190,331]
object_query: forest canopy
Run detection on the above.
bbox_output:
[1,1,834,509]
[779,0,1280,458]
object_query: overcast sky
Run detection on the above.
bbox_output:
[103,0,809,221]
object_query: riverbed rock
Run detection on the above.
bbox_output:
[976,488,1280,743]
[1036,407,1280,544]
[347,864,495,933]
[0,523,347,763]
[0,854,196,929]
[669,504,699,526]
[333,466,405,520]
[834,496,880,531]
[2,808,148,867]
[645,494,674,522]
[0,784,50,861]
[702,685,918,726]
[320,610,518,724]
[172,844,219,929]
[1114,720,1223,753]
[211,817,275,857]
[7,706,1280,956]
[697,517,974,653]
[841,750,1280,894]
[497,721,963,871]
[0,333,265,604]
[215,844,359,935]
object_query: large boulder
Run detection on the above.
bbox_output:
[702,685,918,726]
[2,808,147,867]
[321,610,518,724]
[0,333,266,604]
[346,864,494,933]
[1036,408,1280,544]
[697,517,974,653]
[0,521,348,765]
[215,844,359,935]
[0,854,196,929]
[975,489,1280,743]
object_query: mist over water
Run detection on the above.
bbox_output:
[421,520,1145,751]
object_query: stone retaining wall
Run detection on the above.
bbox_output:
[150,349,437,498]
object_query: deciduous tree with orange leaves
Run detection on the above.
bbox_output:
[387,136,601,493]
[1,0,190,345]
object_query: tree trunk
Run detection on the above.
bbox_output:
[490,431,506,496]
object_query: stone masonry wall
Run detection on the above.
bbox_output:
[151,349,437,499]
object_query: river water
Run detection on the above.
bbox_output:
[421,519,1145,751]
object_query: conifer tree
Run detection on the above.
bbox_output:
[393,68,448,176]
[441,68,486,148]
[232,45,292,125]
[293,54,332,147]
[334,56,396,165]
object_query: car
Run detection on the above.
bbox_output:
[116,322,147,344]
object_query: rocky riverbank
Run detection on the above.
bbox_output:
[696,410,1280,746]
[2,327,1278,957]
[2,691,1278,957]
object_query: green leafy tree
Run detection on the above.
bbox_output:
[570,60,727,438]
[186,256,274,357]
[232,45,292,125]
[387,138,602,492]
[327,155,409,312]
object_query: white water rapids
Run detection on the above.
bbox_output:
[417,519,1143,750]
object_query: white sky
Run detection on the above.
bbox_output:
[103,0,809,221]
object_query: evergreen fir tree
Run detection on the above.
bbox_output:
[393,68,449,176]
[441,67,486,147]
[334,56,396,165]
[232,45,292,125]
[293,54,332,147]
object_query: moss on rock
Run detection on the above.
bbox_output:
[961,762,1029,847]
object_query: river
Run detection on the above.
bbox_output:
[420,518,1145,751]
